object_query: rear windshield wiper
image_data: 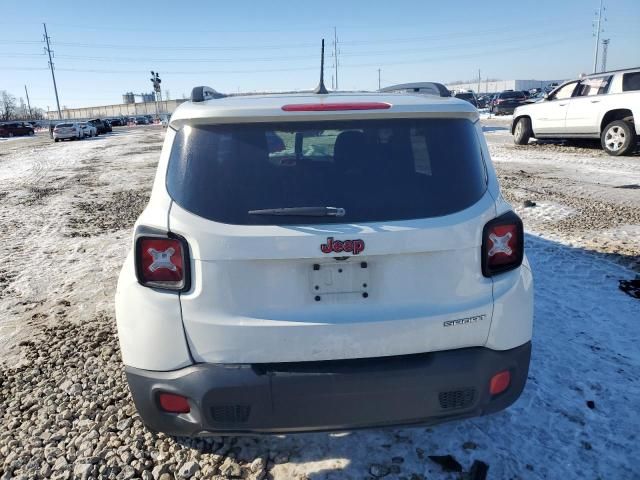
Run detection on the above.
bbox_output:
[248,206,346,217]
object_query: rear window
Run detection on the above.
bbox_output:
[57,123,73,128]
[166,118,487,225]
[455,93,474,100]
[622,72,640,92]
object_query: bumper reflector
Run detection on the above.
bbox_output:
[489,370,511,395]
[158,393,190,413]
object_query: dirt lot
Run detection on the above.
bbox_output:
[482,117,640,271]
[1,125,639,480]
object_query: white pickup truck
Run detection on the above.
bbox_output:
[512,67,640,156]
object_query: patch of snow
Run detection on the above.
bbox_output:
[519,201,577,223]
[0,135,38,143]
[479,112,513,122]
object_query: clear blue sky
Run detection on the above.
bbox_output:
[1,0,639,110]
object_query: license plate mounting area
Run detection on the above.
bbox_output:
[309,261,370,299]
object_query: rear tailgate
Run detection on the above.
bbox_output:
[171,193,496,363]
[167,114,496,363]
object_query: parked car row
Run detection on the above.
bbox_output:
[52,118,113,142]
[452,88,560,115]
[106,116,159,126]
[106,117,127,127]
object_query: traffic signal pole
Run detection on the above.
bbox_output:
[150,71,162,121]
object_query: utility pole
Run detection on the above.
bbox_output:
[592,0,605,73]
[377,68,381,90]
[600,38,610,73]
[333,27,339,90]
[477,69,481,93]
[43,23,62,120]
[24,85,32,119]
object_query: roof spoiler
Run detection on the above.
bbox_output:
[191,86,225,102]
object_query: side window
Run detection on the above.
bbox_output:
[550,82,578,100]
[575,76,612,96]
[622,72,640,92]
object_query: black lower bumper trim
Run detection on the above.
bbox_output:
[125,342,531,436]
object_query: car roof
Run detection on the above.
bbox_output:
[585,66,640,77]
[170,92,478,127]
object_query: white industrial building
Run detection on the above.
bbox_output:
[46,99,188,121]
[447,79,565,94]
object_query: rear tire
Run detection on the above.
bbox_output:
[513,117,533,145]
[601,120,635,156]
[54,138,59,142]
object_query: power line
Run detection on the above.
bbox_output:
[339,36,576,71]
[338,25,581,46]
[0,24,583,52]
[0,35,574,77]
[29,40,320,52]
[0,28,580,66]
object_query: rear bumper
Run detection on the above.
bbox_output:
[125,342,531,436]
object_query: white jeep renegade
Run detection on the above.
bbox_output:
[115,86,533,435]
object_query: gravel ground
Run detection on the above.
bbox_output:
[1,125,639,480]
[1,314,270,480]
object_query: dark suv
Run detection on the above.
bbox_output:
[492,91,527,115]
[88,118,111,135]
[454,92,479,108]
[0,122,35,138]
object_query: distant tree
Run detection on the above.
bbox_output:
[31,108,45,120]
[0,90,17,121]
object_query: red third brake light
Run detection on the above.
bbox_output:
[282,102,391,112]
[481,211,524,277]
[135,234,190,291]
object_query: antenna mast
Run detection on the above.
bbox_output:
[314,39,328,94]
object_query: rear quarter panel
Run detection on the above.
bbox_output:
[597,91,640,134]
